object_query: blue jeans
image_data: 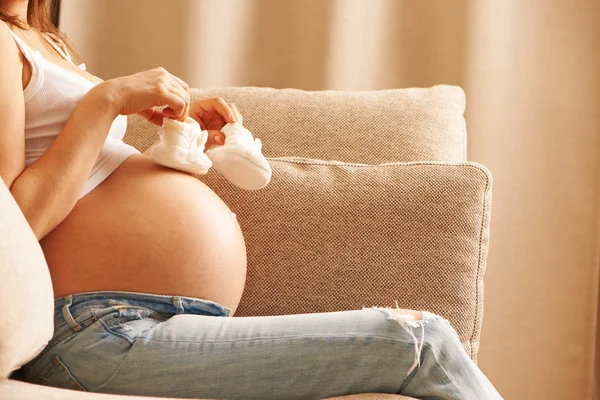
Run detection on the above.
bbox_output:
[22,291,502,399]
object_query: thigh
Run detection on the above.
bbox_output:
[93,309,421,399]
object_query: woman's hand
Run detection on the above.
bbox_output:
[189,97,243,147]
[91,67,190,123]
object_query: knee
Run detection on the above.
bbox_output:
[364,306,423,322]
[404,309,423,320]
[363,306,462,345]
[391,308,423,321]
[420,313,462,348]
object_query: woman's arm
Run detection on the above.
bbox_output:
[0,25,190,240]
[9,88,118,239]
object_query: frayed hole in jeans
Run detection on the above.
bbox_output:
[364,301,426,378]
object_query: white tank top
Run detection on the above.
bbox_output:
[6,27,139,198]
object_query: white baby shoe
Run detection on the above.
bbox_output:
[150,117,213,175]
[206,122,271,190]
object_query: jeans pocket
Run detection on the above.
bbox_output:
[32,355,87,391]
[99,306,164,343]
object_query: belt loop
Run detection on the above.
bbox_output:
[62,294,82,332]
[172,296,184,314]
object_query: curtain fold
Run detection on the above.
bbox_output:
[60,1,600,399]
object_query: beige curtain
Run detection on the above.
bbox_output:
[60,1,600,399]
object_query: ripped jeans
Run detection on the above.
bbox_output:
[21,292,502,400]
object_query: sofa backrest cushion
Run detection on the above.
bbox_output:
[125,85,467,163]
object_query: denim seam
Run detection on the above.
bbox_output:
[400,342,470,398]
[31,355,87,391]
[397,342,429,393]
[92,331,142,393]
[32,356,60,385]
[54,356,88,392]
[134,333,421,345]
[431,360,470,399]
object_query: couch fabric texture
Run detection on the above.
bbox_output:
[125,86,467,163]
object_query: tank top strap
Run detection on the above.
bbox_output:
[43,32,74,65]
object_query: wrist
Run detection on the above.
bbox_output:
[84,81,120,119]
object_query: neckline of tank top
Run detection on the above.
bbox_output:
[10,28,97,88]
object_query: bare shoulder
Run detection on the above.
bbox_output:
[0,20,24,95]
[0,21,22,66]
[0,20,15,43]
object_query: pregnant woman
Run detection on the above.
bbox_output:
[0,1,502,399]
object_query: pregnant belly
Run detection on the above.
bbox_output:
[41,155,247,313]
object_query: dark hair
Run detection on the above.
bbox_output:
[0,0,78,61]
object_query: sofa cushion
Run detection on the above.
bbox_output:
[125,85,467,163]
[0,179,54,379]
[198,159,492,360]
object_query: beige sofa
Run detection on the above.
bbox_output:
[0,85,494,399]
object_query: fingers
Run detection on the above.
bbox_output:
[190,98,226,129]
[155,93,184,121]
[189,97,244,129]
[151,68,189,120]
[153,67,189,93]
[168,72,189,93]
[206,103,239,147]
[161,81,190,120]
[229,103,243,124]
[175,101,190,122]
[205,129,225,149]
[137,108,166,126]
[211,97,237,123]
[214,132,225,145]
